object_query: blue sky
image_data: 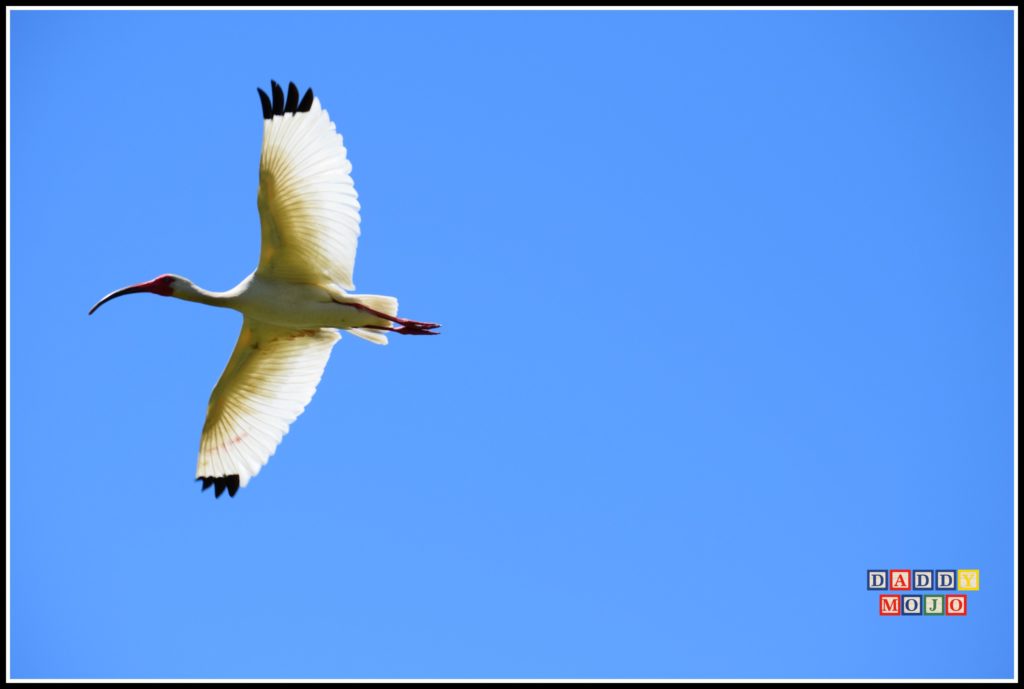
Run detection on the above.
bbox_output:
[9,9,1015,679]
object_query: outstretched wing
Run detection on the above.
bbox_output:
[255,80,362,291]
[196,318,340,496]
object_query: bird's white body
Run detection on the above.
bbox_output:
[179,273,389,331]
[90,81,438,497]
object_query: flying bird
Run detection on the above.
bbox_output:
[90,81,440,498]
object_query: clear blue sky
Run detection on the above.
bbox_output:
[9,9,1015,680]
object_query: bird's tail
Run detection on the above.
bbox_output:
[347,294,398,345]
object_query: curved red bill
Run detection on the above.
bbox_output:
[88,279,167,315]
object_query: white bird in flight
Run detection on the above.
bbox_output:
[90,81,440,498]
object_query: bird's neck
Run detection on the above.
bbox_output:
[175,282,239,309]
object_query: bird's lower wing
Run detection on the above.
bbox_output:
[197,318,341,496]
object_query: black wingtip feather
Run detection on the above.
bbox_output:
[260,82,315,118]
[271,81,285,116]
[198,475,240,498]
[285,82,299,114]
[257,88,272,120]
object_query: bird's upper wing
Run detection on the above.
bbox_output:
[196,317,341,496]
[255,81,361,291]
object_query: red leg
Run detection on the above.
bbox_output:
[334,299,441,335]
[359,324,440,336]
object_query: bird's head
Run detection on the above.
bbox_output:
[88,274,184,315]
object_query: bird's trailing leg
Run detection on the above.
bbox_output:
[334,298,441,335]
[361,324,440,336]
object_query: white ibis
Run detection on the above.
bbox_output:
[90,81,440,498]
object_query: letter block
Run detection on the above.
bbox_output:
[867,570,888,590]
[889,569,911,591]
[957,569,979,591]
[936,570,957,590]
[902,595,922,615]
[923,595,944,615]
[946,594,967,616]
[912,570,934,590]
[880,594,901,616]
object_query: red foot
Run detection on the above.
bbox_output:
[393,322,440,336]
[362,322,440,336]
[392,316,441,334]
